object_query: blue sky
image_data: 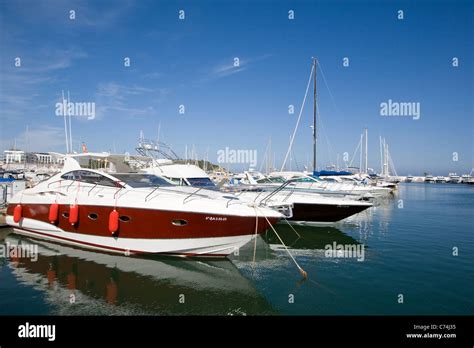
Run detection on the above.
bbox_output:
[0,0,472,175]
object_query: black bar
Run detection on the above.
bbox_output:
[0,316,472,346]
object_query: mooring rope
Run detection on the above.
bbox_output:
[282,218,301,238]
[252,205,259,264]
[256,207,308,279]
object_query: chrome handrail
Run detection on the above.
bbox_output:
[259,179,297,206]
[183,187,204,204]
[145,187,160,202]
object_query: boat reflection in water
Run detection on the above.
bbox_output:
[231,223,363,266]
[261,224,361,256]
[3,233,276,315]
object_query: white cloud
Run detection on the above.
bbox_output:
[141,72,163,80]
[0,126,66,153]
[212,62,248,78]
[94,82,169,119]
[1,0,134,30]
[26,47,88,73]
[209,54,274,79]
[0,47,87,121]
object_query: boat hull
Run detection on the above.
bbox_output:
[6,203,278,257]
[288,202,370,223]
[10,225,255,257]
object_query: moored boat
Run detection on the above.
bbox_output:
[448,173,460,183]
[5,158,282,257]
[435,176,448,183]
[425,175,435,183]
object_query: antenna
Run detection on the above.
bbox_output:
[68,91,73,153]
[62,90,69,153]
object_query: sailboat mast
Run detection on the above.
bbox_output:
[312,57,317,172]
[364,128,368,174]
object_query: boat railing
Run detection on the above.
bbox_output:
[87,183,98,196]
[281,189,295,202]
[47,179,64,189]
[252,190,265,203]
[113,186,125,200]
[183,187,204,204]
[144,187,160,202]
[0,184,7,208]
[259,179,297,206]
[46,179,75,192]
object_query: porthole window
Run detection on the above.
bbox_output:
[119,215,131,222]
[88,213,99,220]
[172,219,188,226]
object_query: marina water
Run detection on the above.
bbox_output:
[0,183,472,315]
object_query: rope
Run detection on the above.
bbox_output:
[252,206,259,264]
[282,218,301,238]
[388,151,398,177]
[316,62,340,167]
[258,139,271,173]
[257,207,308,279]
[316,104,336,167]
[318,61,342,116]
[281,63,315,171]
[349,137,362,168]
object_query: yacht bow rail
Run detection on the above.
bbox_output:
[259,179,298,206]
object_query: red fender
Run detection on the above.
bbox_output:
[69,204,79,225]
[109,209,119,234]
[49,203,59,223]
[13,204,22,223]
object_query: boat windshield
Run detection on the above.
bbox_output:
[113,174,173,188]
[186,177,216,188]
[256,178,274,184]
[268,176,286,183]
[293,176,318,183]
[61,170,119,187]
[259,176,286,184]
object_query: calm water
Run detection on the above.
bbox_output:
[0,183,473,315]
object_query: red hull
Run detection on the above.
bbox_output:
[7,204,277,239]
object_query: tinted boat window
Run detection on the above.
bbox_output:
[61,170,118,187]
[293,177,314,183]
[256,178,273,184]
[113,174,173,188]
[269,177,286,183]
[186,177,216,188]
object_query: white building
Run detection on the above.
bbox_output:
[4,150,25,164]
[2,150,65,169]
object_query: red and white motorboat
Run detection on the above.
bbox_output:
[6,158,282,257]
